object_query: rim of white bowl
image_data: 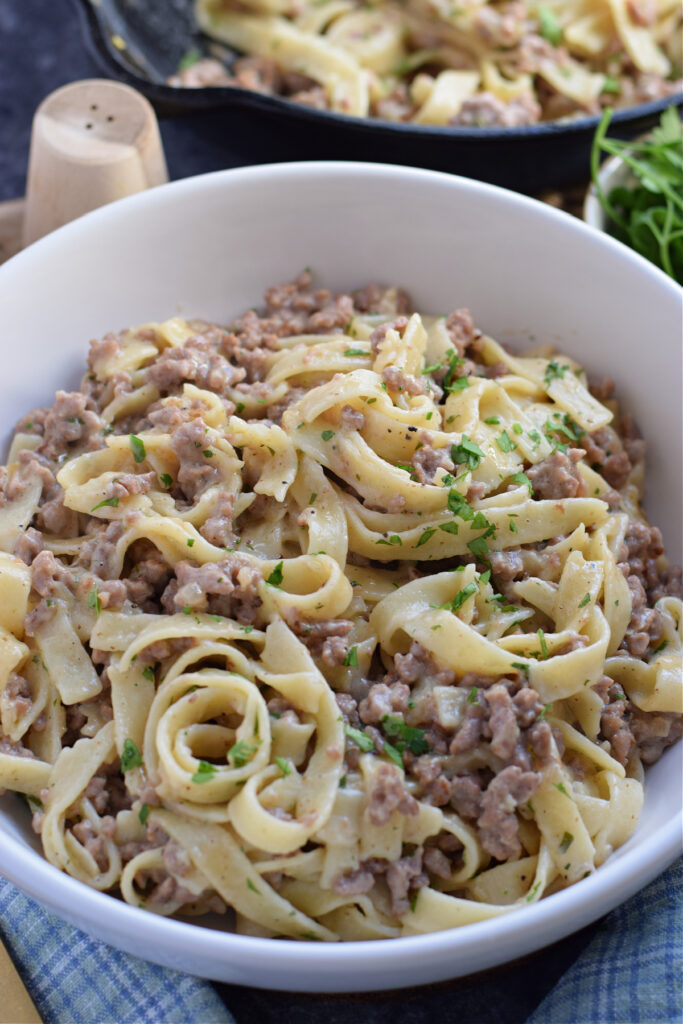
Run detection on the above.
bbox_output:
[3,159,681,294]
[0,161,681,989]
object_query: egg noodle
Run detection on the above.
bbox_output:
[192,0,682,125]
[0,273,680,940]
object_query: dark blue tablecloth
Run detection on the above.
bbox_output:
[0,4,680,1021]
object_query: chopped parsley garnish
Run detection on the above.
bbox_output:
[537,703,551,721]
[382,741,405,770]
[202,449,213,458]
[246,879,260,894]
[439,521,459,535]
[228,741,258,768]
[467,686,479,705]
[382,715,429,756]
[344,724,374,752]
[120,738,143,772]
[467,536,490,561]
[142,666,155,683]
[496,430,515,453]
[178,47,202,71]
[160,473,173,488]
[192,760,217,783]
[321,429,335,441]
[344,645,359,667]
[451,435,484,471]
[578,593,591,608]
[543,360,570,386]
[129,434,146,464]
[511,471,533,494]
[448,488,474,522]
[559,831,574,853]
[416,528,436,547]
[602,75,621,95]
[484,415,500,425]
[376,534,403,546]
[344,348,366,357]
[91,496,119,512]
[266,561,284,586]
[274,756,291,776]
[537,5,563,46]
[652,640,668,655]
[537,628,549,660]
[187,538,195,547]
[138,803,150,826]
[87,584,101,616]
[554,782,570,797]
[309,492,317,504]
[452,581,478,612]
[448,376,470,392]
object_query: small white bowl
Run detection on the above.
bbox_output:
[583,144,638,230]
[0,163,681,992]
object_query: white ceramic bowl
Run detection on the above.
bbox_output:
[0,163,681,992]
[583,142,639,231]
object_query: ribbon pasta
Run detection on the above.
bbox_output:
[192,0,681,126]
[0,272,680,942]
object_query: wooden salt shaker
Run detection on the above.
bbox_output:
[23,79,168,247]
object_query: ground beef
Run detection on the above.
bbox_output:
[411,434,454,484]
[449,772,485,820]
[199,492,236,548]
[366,762,418,826]
[30,549,74,597]
[287,616,353,661]
[527,449,588,499]
[14,526,44,565]
[581,425,633,490]
[124,540,172,610]
[358,682,411,725]
[71,818,114,872]
[386,849,428,916]
[369,317,408,356]
[341,405,365,431]
[105,472,156,500]
[381,366,425,396]
[34,391,103,462]
[168,56,232,88]
[352,284,411,316]
[147,336,246,396]
[445,308,480,356]
[631,708,683,765]
[618,520,672,605]
[4,673,32,720]
[394,642,456,686]
[77,520,126,579]
[622,574,663,658]
[477,766,541,861]
[451,91,541,127]
[166,554,262,624]
[170,420,221,502]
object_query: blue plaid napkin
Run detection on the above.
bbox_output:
[0,879,232,1024]
[526,857,682,1024]
[1,860,681,1023]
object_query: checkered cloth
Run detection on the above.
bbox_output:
[0,879,232,1024]
[526,857,682,1024]
[1,860,680,1024]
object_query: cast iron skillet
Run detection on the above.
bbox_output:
[72,0,682,194]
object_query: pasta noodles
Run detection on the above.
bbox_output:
[171,1,683,127]
[0,271,681,941]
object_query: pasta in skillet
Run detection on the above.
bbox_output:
[179,1,683,127]
[0,271,681,940]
